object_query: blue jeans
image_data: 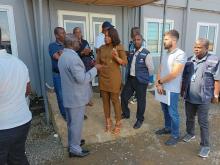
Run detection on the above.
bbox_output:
[53,73,66,119]
[160,92,180,138]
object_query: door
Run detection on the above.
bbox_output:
[58,10,116,86]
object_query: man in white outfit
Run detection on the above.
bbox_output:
[0,28,32,164]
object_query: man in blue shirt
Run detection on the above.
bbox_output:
[48,27,66,119]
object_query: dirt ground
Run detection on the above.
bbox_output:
[27,94,220,165]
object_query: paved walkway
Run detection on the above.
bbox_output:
[47,91,160,147]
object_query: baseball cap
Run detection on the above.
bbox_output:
[102,21,114,29]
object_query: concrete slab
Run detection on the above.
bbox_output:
[47,91,160,148]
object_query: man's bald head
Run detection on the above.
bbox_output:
[64,33,80,51]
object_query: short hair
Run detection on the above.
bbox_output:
[196,38,209,49]
[107,27,121,47]
[164,29,179,41]
[130,27,140,38]
[133,33,146,45]
[73,27,81,34]
[134,33,143,39]
[54,27,64,35]
[64,33,78,48]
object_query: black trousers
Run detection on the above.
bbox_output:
[0,121,31,165]
[121,76,147,122]
[185,101,210,147]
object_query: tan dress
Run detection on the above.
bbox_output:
[96,44,127,93]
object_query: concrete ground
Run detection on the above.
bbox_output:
[47,90,220,165]
[47,91,161,147]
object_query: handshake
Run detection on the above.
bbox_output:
[88,59,103,71]
[94,63,103,71]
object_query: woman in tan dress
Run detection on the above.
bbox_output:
[96,27,127,135]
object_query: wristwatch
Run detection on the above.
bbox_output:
[158,79,163,85]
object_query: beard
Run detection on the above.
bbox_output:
[164,42,172,50]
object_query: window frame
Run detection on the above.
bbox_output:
[144,18,174,56]
[58,10,90,40]
[196,22,219,54]
[0,5,18,56]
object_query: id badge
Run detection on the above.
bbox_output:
[191,74,196,82]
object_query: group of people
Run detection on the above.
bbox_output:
[155,30,220,158]
[48,22,155,157]
[48,21,220,159]
[0,20,219,164]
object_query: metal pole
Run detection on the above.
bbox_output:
[184,0,190,50]
[160,0,167,63]
[39,0,50,124]
[138,6,141,28]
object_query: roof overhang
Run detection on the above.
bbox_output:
[67,0,158,8]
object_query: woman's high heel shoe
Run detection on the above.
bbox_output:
[112,121,121,135]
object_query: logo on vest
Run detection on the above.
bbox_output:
[139,58,144,63]
[140,53,147,56]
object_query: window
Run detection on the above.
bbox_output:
[144,18,174,55]
[58,10,115,86]
[196,23,218,54]
[0,5,17,55]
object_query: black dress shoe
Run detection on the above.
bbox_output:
[68,139,86,152]
[133,120,143,129]
[84,115,88,120]
[121,114,130,119]
[69,149,90,158]
[80,139,85,146]
[82,149,89,153]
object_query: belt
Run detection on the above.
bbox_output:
[129,75,136,79]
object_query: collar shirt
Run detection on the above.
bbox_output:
[48,41,64,73]
[130,47,143,76]
[130,47,154,76]
[186,54,220,104]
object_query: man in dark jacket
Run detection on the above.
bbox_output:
[181,38,220,158]
[121,34,154,129]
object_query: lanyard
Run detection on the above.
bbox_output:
[193,60,199,75]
